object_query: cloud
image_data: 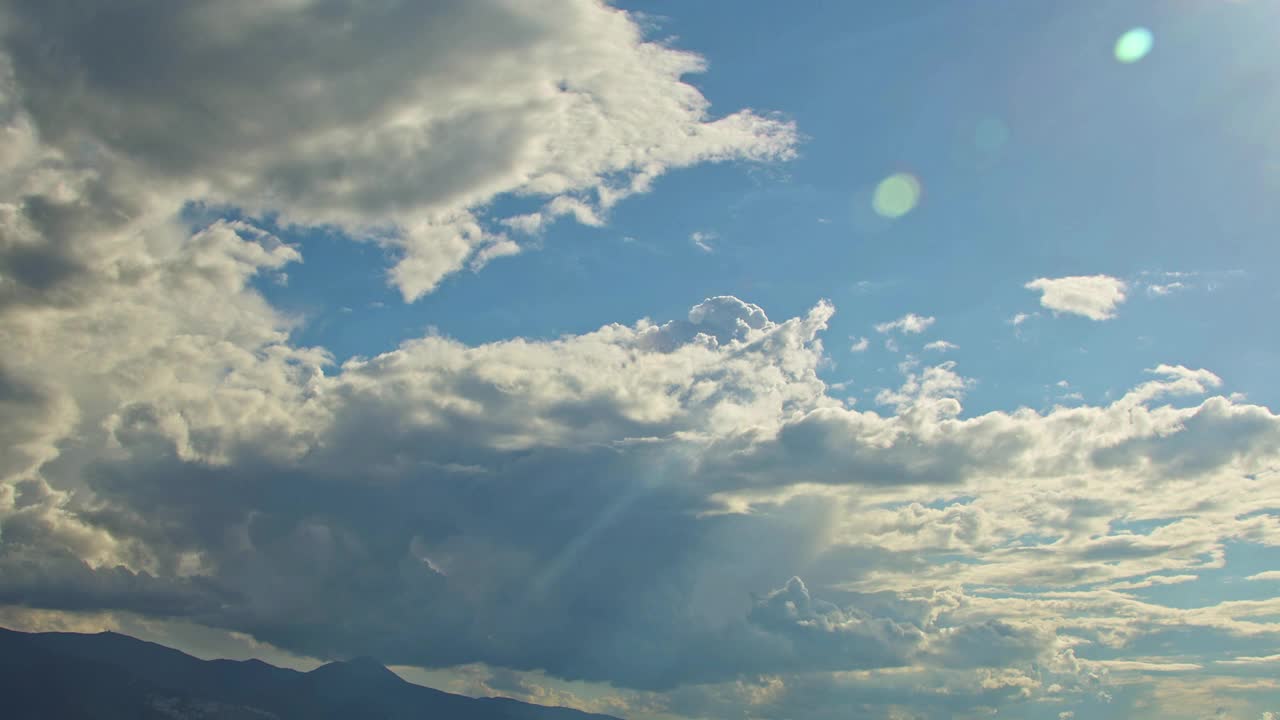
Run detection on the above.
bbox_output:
[1147,282,1187,297]
[1024,275,1127,320]
[1105,574,1198,591]
[3,6,1280,718]
[0,0,795,301]
[690,231,718,253]
[1246,571,1280,582]
[1084,659,1203,673]
[0,196,1277,706]
[1217,654,1280,667]
[923,340,957,352]
[874,313,935,335]
[849,337,869,353]
[2,276,1280,708]
[1140,270,1218,298]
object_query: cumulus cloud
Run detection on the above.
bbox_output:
[0,0,795,300]
[923,340,957,352]
[874,313,936,335]
[14,281,1279,645]
[0,201,1276,712]
[2,267,1279,713]
[1025,275,1127,320]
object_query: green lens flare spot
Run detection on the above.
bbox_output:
[872,173,921,219]
[1115,27,1153,64]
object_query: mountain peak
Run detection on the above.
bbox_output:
[309,654,402,685]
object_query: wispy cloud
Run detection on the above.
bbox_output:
[1216,654,1280,666]
[691,231,718,253]
[875,313,935,334]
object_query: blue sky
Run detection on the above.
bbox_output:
[1,2,1278,719]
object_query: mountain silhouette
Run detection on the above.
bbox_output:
[0,627,623,720]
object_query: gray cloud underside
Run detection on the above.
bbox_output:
[2,251,1276,700]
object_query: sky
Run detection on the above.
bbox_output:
[0,1,1278,719]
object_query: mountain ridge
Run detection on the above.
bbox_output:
[0,626,623,720]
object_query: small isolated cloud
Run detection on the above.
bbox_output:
[1025,275,1127,320]
[852,279,890,295]
[1141,270,1198,297]
[924,340,957,352]
[1147,281,1186,297]
[1010,312,1036,326]
[875,313,935,334]
[1246,571,1280,582]
[849,337,870,352]
[690,231,718,253]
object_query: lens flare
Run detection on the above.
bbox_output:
[1114,27,1154,63]
[872,173,921,218]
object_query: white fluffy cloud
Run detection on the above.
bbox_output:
[1025,275,1128,320]
[0,0,795,300]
